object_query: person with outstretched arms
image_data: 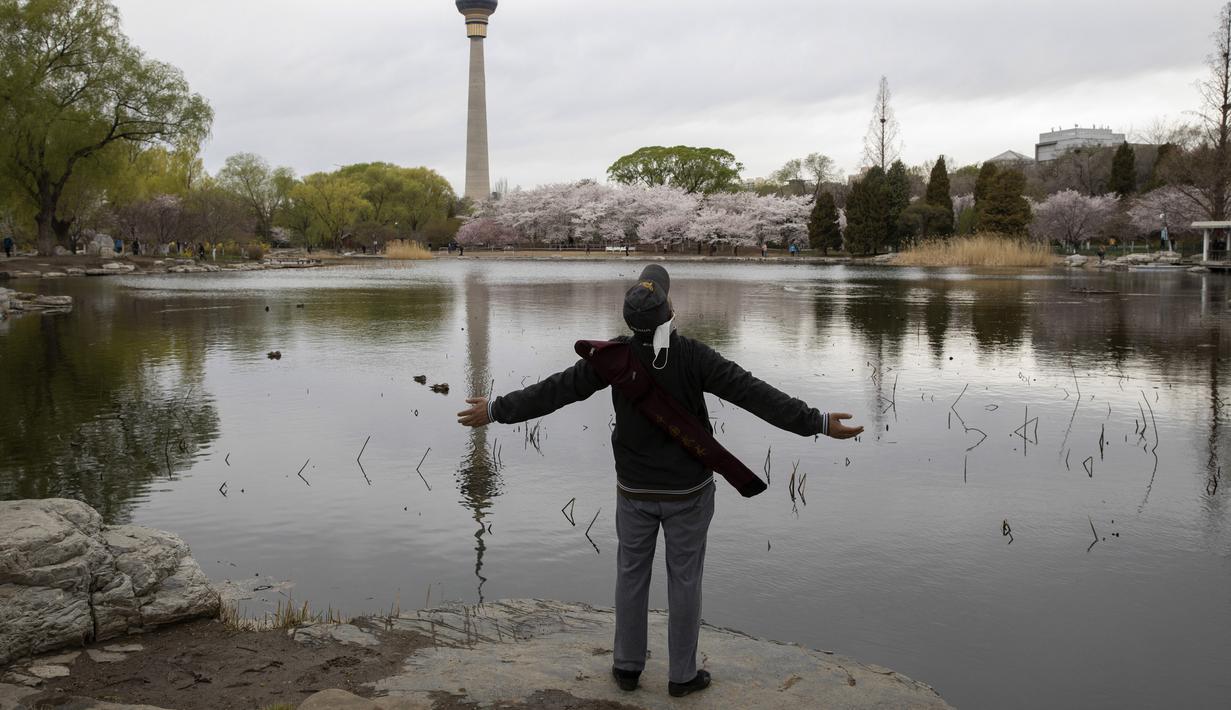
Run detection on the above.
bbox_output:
[457,264,862,697]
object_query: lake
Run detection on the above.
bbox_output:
[2,259,1228,709]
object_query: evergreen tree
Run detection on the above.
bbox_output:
[844,167,887,255]
[1145,143,1175,191]
[974,162,999,206]
[808,191,842,254]
[1108,142,1136,196]
[975,169,1031,235]
[885,160,911,249]
[924,156,954,236]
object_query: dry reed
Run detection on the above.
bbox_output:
[385,239,434,260]
[219,598,346,631]
[895,234,1055,267]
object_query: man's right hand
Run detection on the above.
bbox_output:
[827,413,863,439]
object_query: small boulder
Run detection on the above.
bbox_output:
[1064,254,1089,268]
[1188,265,1210,273]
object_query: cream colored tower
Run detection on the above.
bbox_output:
[456,1,497,202]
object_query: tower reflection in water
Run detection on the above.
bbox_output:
[457,272,501,602]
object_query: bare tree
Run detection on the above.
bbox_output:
[1159,3,1231,220]
[863,77,902,170]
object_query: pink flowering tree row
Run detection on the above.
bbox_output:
[456,182,809,249]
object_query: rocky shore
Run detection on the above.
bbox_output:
[0,255,323,282]
[0,288,73,318]
[1063,249,1212,272]
[1,499,953,710]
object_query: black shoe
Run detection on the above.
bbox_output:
[668,670,711,697]
[612,667,640,692]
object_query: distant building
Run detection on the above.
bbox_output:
[986,150,1034,166]
[1035,126,1126,162]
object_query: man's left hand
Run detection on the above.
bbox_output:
[457,397,491,428]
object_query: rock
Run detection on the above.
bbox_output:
[290,623,380,648]
[1189,265,1210,273]
[32,295,72,308]
[53,246,71,256]
[38,651,81,664]
[299,689,430,710]
[86,649,128,663]
[1064,254,1089,267]
[65,268,85,276]
[101,643,143,653]
[84,268,110,276]
[0,499,220,667]
[0,682,40,708]
[42,272,67,278]
[377,599,953,709]
[26,664,70,679]
[1115,252,1155,265]
[0,671,42,688]
[1155,250,1182,264]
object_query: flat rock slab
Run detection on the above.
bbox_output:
[300,688,429,709]
[26,665,70,679]
[0,682,39,710]
[290,622,381,648]
[101,644,143,653]
[376,599,952,709]
[85,649,128,663]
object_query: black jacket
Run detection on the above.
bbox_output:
[490,331,827,499]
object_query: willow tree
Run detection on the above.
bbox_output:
[0,0,212,254]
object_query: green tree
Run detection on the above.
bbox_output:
[216,153,295,239]
[808,191,842,254]
[924,156,954,236]
[974,162,999,205]
[337,163,456,235]
[975,169,1031,235]
[289,173,369,252]
[844,167,888,255]
[0,0,212,254]
[885,160,911,248]
[607,146,743,194]
[1108,142,1137,197]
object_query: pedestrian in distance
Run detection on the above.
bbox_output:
[456,264,862,698]
[2,235,13,258]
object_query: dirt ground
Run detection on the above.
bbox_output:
[15,619,643,710]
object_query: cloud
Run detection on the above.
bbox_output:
[113,0,1218,190]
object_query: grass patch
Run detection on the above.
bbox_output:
[896,234,1055,267]
[385,239,433,260]
[220,597,347,631]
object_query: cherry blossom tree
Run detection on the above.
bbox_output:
[1029,190,1118,250]
[455,217,518,246]
[1126,186,1204,237]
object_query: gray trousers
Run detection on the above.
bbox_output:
[613,482,715,684]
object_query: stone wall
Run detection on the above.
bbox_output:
[0,499,219,667]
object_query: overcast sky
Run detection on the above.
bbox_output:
[112,0,1215,192]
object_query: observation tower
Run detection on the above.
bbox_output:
[456,1,497,202]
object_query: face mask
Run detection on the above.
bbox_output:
[652,317,674,370]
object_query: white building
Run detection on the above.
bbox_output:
[1035,126,1126,162]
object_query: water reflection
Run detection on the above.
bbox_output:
[457,271,500,602]
[2,262,1230,710]
[0,301,219,523]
